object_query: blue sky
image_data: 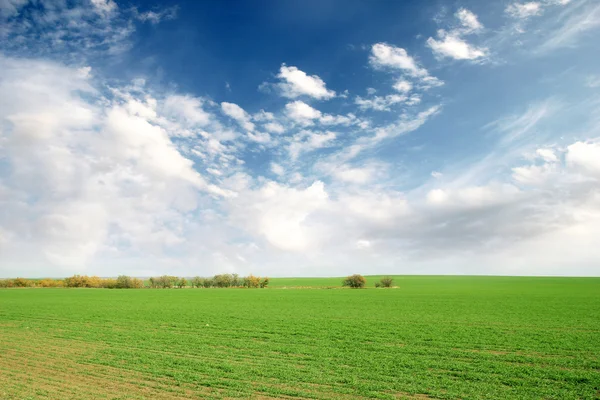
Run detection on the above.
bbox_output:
[1,0,600,277]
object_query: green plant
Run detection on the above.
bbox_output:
[342,274,366,288]
[379,277,394,288]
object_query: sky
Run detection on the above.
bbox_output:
[1,0,600,278]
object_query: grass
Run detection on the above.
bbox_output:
[1,276,599,399]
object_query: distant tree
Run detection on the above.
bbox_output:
[177,278,187,288]
[203,278,214,288]
[213,274,234,288]
[116,275,133,289]
[12,278,31,288]
[259,277,270,288]
[101,278,118,289]
[243,275,261,288]
[191,277,204,288]
[378,277,394,288]
[39,279,64,288]
[342,274,366,288]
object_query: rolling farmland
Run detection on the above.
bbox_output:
[1,276,599,399]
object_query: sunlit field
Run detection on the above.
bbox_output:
[1,276,599,399]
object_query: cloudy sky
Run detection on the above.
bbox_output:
[1,0,599,278]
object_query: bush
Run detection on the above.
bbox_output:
[260,277,269,288]
[12,278,33,287]
[203,278,214,288]
[39,279,65,288]
[150,275,179,288]
[213,274,233,288]
[100,278,118,289]
[379,276,394,288]
[343,274,366,288]
[243,275,261,288]
[0,279,14,288]
[177,278,187,288]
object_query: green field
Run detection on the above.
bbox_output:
[1,276,599,399]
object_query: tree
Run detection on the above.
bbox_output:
[12,278,31,288]
[378,276,394,288]
[191,277,204,288]
[260,277,270,288]
[116,275,133,289]
[177,278,187,288]
[342,274,366,288]
[243,275,261,288]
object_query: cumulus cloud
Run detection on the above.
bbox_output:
[456,8,483,33]
[289,130,336,160]
[268,64,336,100]
[427,31,488,60]
[393,79,412,93]
[427,9,487,61]
[221,102,255,132]
[370,43,428,77]
[285,100,322,124]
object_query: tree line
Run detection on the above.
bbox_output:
[0,274,269,289]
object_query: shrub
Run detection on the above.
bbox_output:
[243,275,261,288]
[12,278,33,287]
[0,279,14,288]
[39,279,65,288]
[100,278,118,289]
[342,274,366,288]
[379,276,394,288]
[203,278,214,288]
[177,278,187,288]
[213,274,233,288]
[260,277,270,288]
[64,275,93,288]
[151,275,179,288]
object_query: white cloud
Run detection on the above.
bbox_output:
[431,171,443,179]
[228,181,329,252]
[135,6,178,24]
[486,100,554,144]
[273,64,335,100]
[91,0,118,15]
[270,162,285,176]
[369,43,428,77]
[427,30,488,60]
[263,122,285,134]
[285,100,322,124]
[538,2,600,52]
[0,56,235,272]
[221,102,255,131]
[536,148,558,163]
[289,130,336,160]
[163,95,212,127]
[393,79,412,93]
[355,94,407,111]
[505,2,543,19]
[456,8,483,33]
[566,141,600,177]
[427,9,487,61]
[331,164,383,184]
